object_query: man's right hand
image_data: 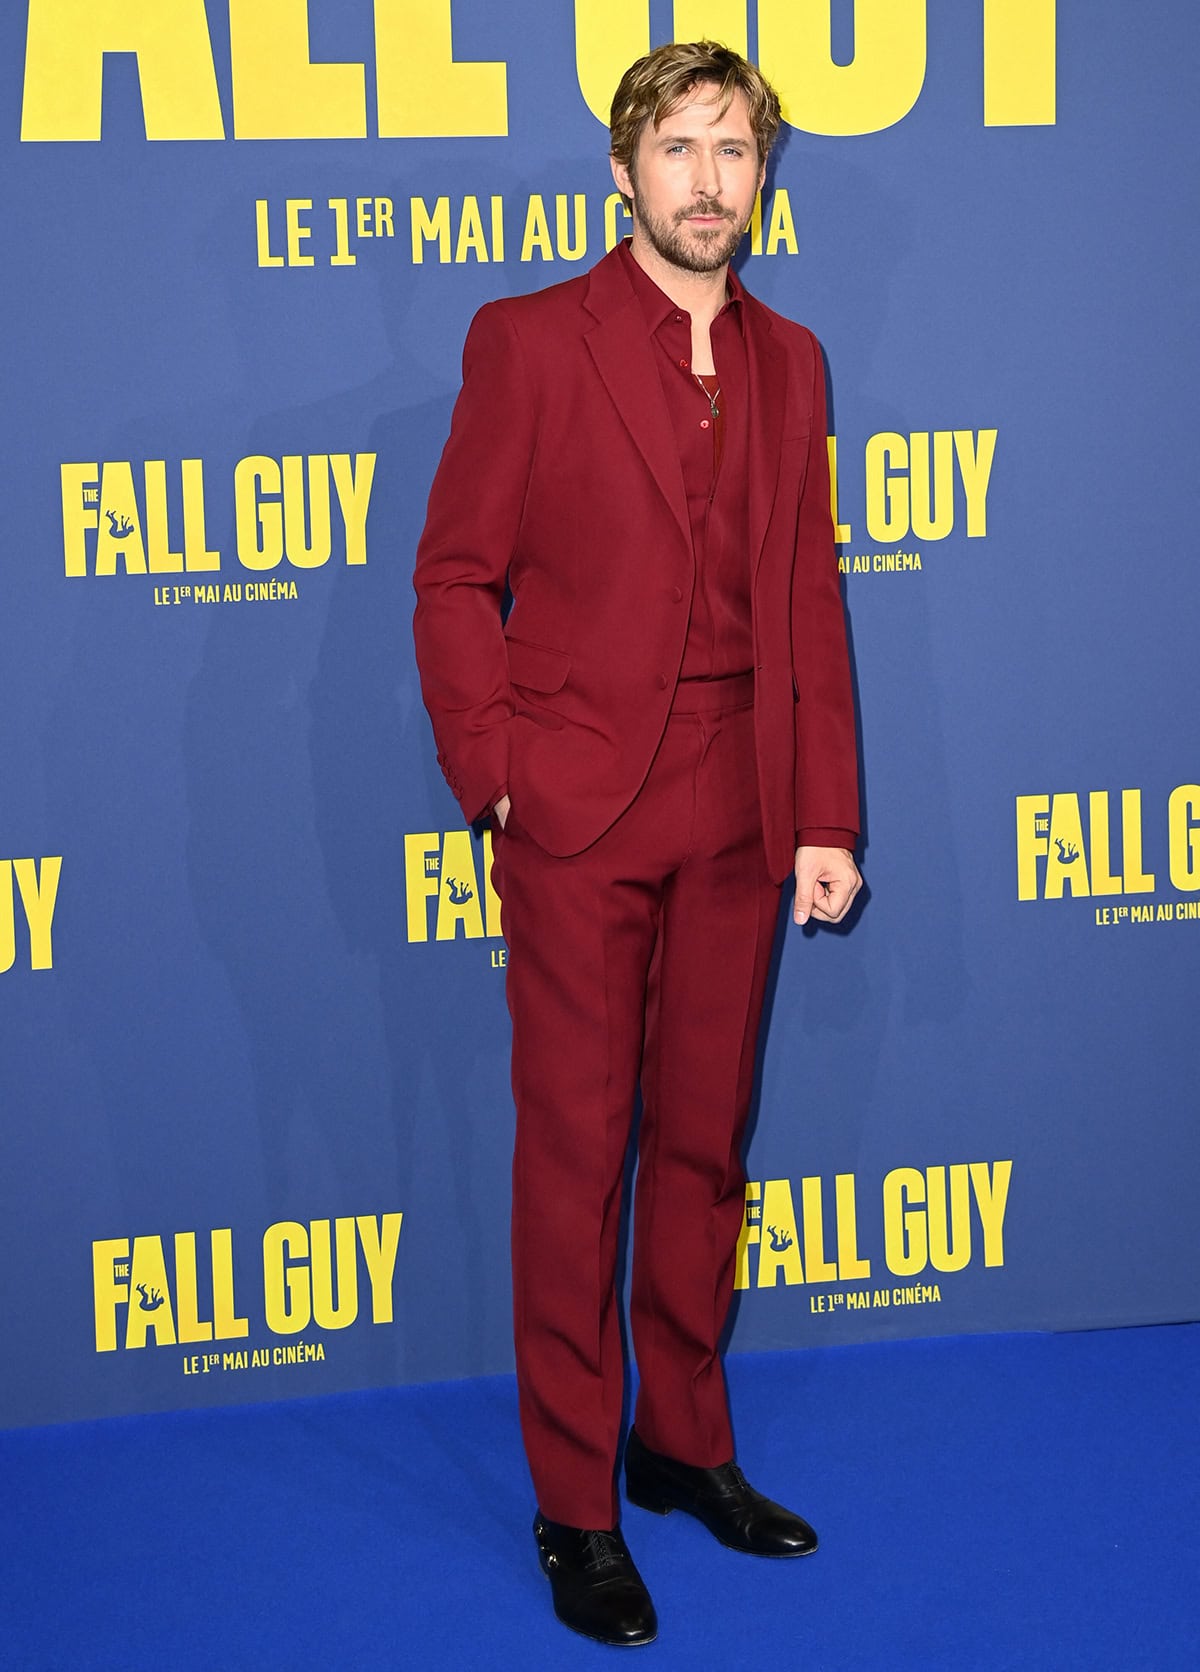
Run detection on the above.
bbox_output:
[494,794,511,830]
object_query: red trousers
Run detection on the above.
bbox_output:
[491,675,781,1529]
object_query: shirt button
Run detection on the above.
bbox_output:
[657,673,669,690]
[674,313,684,323]
[679,357,689,368]
[700,418,710,429]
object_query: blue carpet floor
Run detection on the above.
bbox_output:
[4,1325,1198,1670]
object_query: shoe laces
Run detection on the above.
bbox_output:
[583,1529,624,1572]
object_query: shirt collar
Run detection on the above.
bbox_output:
[617,237,745,335]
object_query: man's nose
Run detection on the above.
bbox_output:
[690,152,720,197]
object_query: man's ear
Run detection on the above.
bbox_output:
[610,153,633,202]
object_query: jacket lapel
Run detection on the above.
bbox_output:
[580,248,791,578]
[583,253,692,555]
[743,298,789,584]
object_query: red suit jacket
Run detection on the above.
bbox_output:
[413,244,858,884]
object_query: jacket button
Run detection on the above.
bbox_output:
[657,673,669,690]
[671,586,683,602]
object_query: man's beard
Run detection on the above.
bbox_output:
[631,188,743,274]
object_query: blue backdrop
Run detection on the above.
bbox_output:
[2,1,1196,1428]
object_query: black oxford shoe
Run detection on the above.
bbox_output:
[533,1512,658,1647]
[624,1427,819,1557]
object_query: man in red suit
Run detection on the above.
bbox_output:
[414,40,861,1646]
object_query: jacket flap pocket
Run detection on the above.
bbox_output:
[506,635,570,694]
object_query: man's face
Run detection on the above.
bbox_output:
[611,84,766,275]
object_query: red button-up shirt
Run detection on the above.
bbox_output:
[619,239,753,681]
[619,242,855,853]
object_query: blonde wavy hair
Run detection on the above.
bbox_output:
[610,40,782,211]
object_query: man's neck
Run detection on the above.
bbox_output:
[626,233,729,327]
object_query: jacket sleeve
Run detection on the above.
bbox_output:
[791,330,860,845]
[412,302,536,823]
